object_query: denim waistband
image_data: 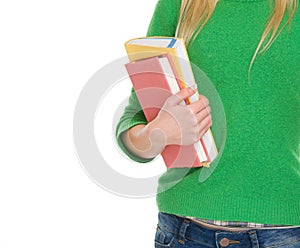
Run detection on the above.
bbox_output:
[156,212,300,248]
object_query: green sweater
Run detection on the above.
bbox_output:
[116,0,300,225]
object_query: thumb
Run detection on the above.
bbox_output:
[166,86,196,106]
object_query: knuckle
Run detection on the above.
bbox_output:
[192,118,198,126]
[192,135,199,143]
[185,106,194,115]
[203,95,209,102]
[187,105,195,114]
[205,116,211,125]
[201,96,209,105]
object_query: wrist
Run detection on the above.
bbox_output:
[146,119,168,150]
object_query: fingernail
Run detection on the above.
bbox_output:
[187,87,195,94]
[190,85,197,90]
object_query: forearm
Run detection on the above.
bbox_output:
[120,120,167,159]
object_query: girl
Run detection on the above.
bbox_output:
[116,0,300,247]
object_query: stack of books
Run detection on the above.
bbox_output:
[124,36,218,168]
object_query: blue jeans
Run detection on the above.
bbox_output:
[154,212,300,248]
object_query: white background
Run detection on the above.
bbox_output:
[0,1,164,247]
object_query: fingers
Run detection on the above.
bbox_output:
[166,87,196,106]
[188,95,209,114]
[194,105,212,123]
[196,113,212,139]
[189,95,211,130]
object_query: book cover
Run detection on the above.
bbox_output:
[125,54,207,168]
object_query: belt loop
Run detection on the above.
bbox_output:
[248,230,259,248]
[178,218,191,245]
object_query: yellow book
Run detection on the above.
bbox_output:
[124,36,218,166]
[125,36,198,103]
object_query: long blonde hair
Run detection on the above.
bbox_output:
[176,0,298,77]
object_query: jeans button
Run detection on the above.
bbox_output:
[220,238,230,247]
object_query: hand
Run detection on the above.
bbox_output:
[149,87,212,146]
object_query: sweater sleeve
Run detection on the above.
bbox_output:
[115,0,182,163]
[115,87,154,163]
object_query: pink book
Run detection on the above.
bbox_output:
[125,54,207,168]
